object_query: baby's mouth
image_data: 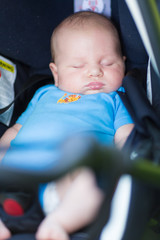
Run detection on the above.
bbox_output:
[86,82,104,90]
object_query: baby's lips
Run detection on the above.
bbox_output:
[86,82,104,90]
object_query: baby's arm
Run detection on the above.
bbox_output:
[114,123,134,148]
[0,123,22,161]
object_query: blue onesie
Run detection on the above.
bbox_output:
[2,84,133,213]
[2,84,133,169]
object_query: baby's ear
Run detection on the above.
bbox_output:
[49,62,59,86]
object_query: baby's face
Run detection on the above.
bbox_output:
[50,24,125,94]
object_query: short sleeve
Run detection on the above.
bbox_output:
[114,93,133,131]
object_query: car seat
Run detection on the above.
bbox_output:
[0,0,160,240]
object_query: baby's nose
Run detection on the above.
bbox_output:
[87,65,103,77]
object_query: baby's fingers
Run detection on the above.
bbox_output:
[0,219,11,240]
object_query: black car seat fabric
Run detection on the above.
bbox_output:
[0,1,73,70]
[0,195,44,235]
[111,0,148,71]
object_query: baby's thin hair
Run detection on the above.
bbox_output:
[51,11,120,61]
[58,11,110,27]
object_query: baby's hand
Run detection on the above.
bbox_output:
[36,214,69,240]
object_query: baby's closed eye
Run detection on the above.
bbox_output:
[100,60,114,67]
[72,64,85,69]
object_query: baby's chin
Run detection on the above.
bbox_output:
[81,89,107,95]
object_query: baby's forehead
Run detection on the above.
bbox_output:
[51,14,120,61]
[55,20,115,42]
